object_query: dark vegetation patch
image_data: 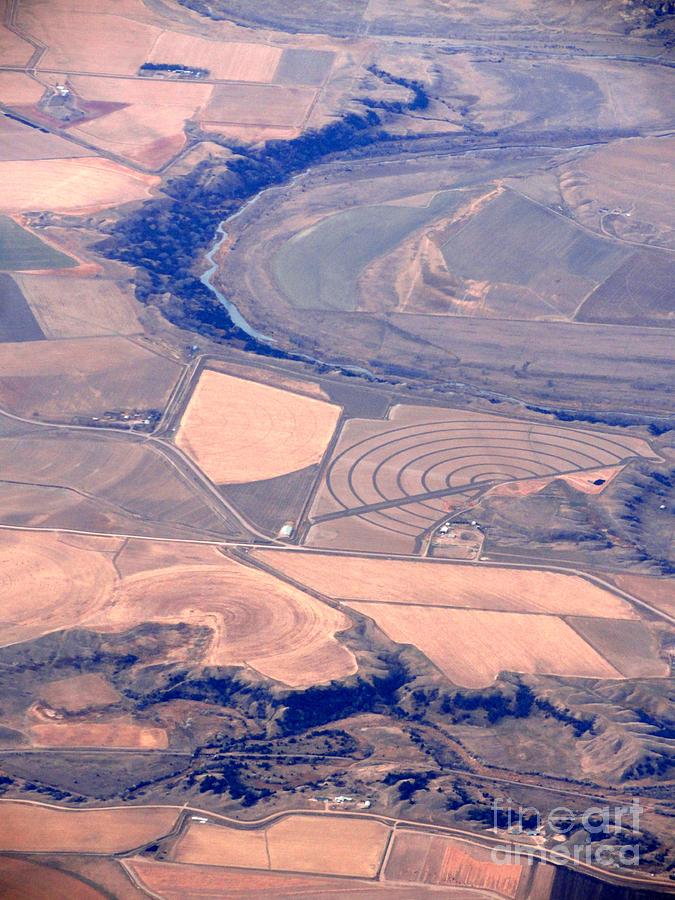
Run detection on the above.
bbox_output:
[98,110,384,354]
[0,274,45,342]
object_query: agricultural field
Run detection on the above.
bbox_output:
[1,0,673,889]
[176,368,341,484]
[344,604,622,686]
[253,551,637,617]
[172,815,389,876]
[14,274,142,338]
[0,802,178,853]
[384,830,524,896]
[0,530,355,686]
[0,335,179,420]
[0,274,45,342]
[0,158,159,214]
[299,404,655,552]
[0,216,76,271]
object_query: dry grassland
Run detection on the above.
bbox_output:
[561,136,675,248]
[253,552,635,618]
[0,159,159,214]
[148,33,282,82]
[0,801,178,853]
[29,719,168,750]
[173,822,269,868]
[0,336,179,419]
[0,857,106,900]
[176,369,340,484]
[68,76,213,168]
[385,830,523,897]
[39,673,121,711]
[16,275,141,338]
[346,604,621,687]
[266,814,389,876]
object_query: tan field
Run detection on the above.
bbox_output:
[0,857,106,900]
[173,822,269,868]
[561,136,675,247]
[346,604,621,687]
[266,815,389,877]
[384,830,524,897]
[0,532,355,687]
[0,335,179,419]
[96,554,356,686]
[161,814,390,878]
[0,18,33,67]
[16,275,141,338]
[30,719,168,750]
[39,673,122,712]
[253,552,636,618]
[0,158,159,214]
[202,84,316,129]
[0,531,119,647]
[148,33,282,82]
[68,76,213,169]
[613,574,675,618]
[127,859,459,898]
[17,0,160,75]
[0,71,45,105]
[176,369,341,484]
[0,801,178,853]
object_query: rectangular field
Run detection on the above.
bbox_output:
[173,822,269,868]
[254,552,636,618]
[265,814,390,877]
[275,48,335,85]
[0,217,76,270]
[345,604,621,686]
[0,801,178,853]
[15,274,141,338]
[567,617,668,678]
[0,335,179,419]
[202,83,315,127]
[148,34,282,82]
[384,830,524,897]
[29,719,168,750]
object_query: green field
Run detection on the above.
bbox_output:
[272,190,474,311]
[0,217,76,271]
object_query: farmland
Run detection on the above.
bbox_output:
[0,216,76,271]
[172,815,389,876]
[253,551,637,617]
[0,335,179,420]
[176,369,341,484]
[0,801,178,853]
[0,0,673,889]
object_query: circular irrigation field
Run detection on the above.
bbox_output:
[315,409,650,539]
